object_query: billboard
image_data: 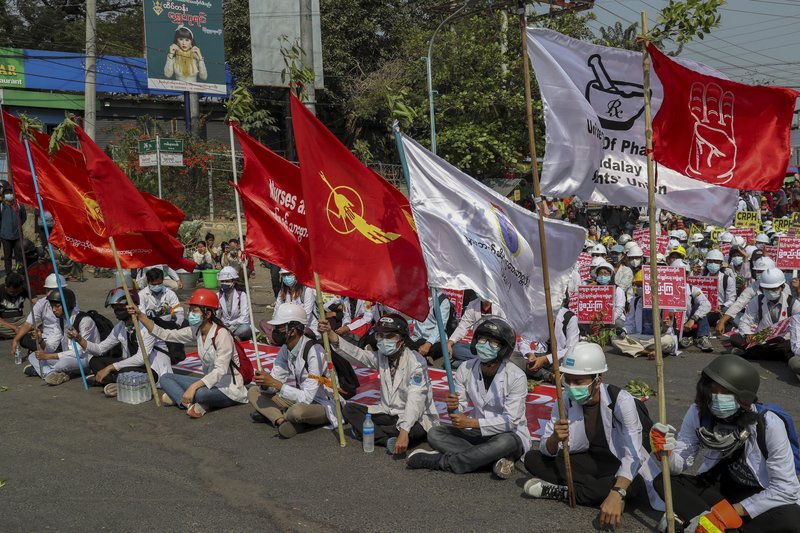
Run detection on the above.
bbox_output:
[143,0,227,94]
[0,48,25,88]
[249,0,324,88]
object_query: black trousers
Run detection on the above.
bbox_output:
[729,334,793,362]
[88,356,159,385]
[20,331,38,351]
[524,450,646,506]
[2,238,22,274]
[405,337,444,360]
[654,473,800,532]
[342,402,427,447]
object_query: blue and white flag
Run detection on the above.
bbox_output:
[401,133,584,342]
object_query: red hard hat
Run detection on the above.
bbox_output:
[187,288,220,309]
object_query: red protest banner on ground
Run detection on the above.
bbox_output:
[577,252,592,281]
[746,317,793,349]
[730,227,755,245]
[576,285,615,324]
[776,237,800,270]
[643,265,687,310]
[688,275,719,312]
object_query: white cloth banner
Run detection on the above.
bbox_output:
[527,28,738,226]
[401,133,585,343]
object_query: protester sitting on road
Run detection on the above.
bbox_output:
[248,304,336,439]
[729,268,800,362]
[612,271,678,359]
[650,355,800,532]
[0,272,29,339]
[523,343,662,528]
[610,244,633,296]
[319,315,438,456]
[703,249,737,330]
[716,256,777,336]
[668,260,714,353]
[407,316,529,479]
[524,306,579,383]
[138,267,183,324]
[132,289,248,418]
[216,266,251,341]
[447,296,506,368]
[204,232,220,267]
[727,245,751,295]
[192,241,213,270]
[335,298,375,340]
[404,294,449,362]
[625,244,644,276]
[272,268,317,337]
[590,261,626,329]
[12,274,71,355]
[23,288,98,386]
[136,265,183,291]
[70,288,171,397]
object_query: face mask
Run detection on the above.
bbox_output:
[149,284,163,294]
[699,248,709,256]
[731,256,744,267]
[4,194,13,201]
[756,243,766,251]
[376,338,399,356]
[609,254,621,264]
[706,263,720,274]
[113,308,130,321]
[187,311,203,327]
[566,382,593,404]
[669,258,682,267]
[629,258,642,268]
[220,282,234,292]
[282,275,296,287]
[754,271,763,282]
[765,289,782,302]
[709,393,739,419]
[596,275,611,285]
[271,327,288,346]
[635,286,643,297]
[475,340,500,363]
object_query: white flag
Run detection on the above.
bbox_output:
[401,133,585,342]
[527,28,738,226]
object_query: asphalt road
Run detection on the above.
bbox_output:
[2,268,799,532]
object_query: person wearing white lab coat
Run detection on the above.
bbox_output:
[650,355,800,532]
[138,267,184,324]
[522,306,579,382]
[136,264,182,291]
[320,314,438,456]
[12,273,72,354]
[248,304,336,438]
[523,343,663,529]
[612,271,677,358]
[273,269,317,337]
[702,248,737,331]
[216,267,251,341]
[716,256,776,335]
[590,261,627,328]
[447,297,506,367]
[406,316,529,479]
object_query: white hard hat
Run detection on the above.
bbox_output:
[591,244,607,255]
[755,233,770,244]
[668,239,680,251]
[669,230,679,239]
[745,245,758,258]
[626,245,643,258]
[44,273,67,289]
[267,303,308,326]
[753,257,776,271]
[590,256,606,268]
[617,234,632,245]
[733,236,747,248]
[593,260,614,276]
[760,268,785,289]
[705,249,724,261]
[278,268,291,275]
[675,229,688,241]
[656,253,667,265]
[690,233,704,244]
[562,342,607,375]
[719,232,734,243]
[584,240,595,250]
[217,266,238,281]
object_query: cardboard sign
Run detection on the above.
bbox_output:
[576,285,615,324]
[735,210,760,229]
[730,227,755,245]
[745,317,793,349]
[688,275,720,312]
[776,237,800,270]
[577,252,593,281]
[642,265,686,310]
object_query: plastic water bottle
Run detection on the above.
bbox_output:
[142,375,152,402]
[117,373,126,403]
[14,347,22,365]
[362,413,374,453]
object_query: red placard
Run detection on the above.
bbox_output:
[764,244,778,259]
[776,237,800,270]
[719,242,731,258]
[638,235,670,258]
[730,227,755,245]
[576,285,615,324]
[440,289,464,319]
[577,252,592,281]
[687,275,719,312]
[642,265,687,310]
[632,228,649,243]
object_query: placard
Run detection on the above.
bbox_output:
[734,210,759,229]
[746,316,793,349]
[687,275,719,312]
[642,265,686,310]
[776,237,800,270]
[576,285,615,324]
[577,252,592,281]
[632,230,669,258]
[729,227,755,245]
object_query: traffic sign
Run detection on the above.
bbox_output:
[138,139,157,153]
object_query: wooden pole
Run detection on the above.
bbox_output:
[641,11,675,533]
[313,272,347,447]
[518,8,576,507]
[108,236,161,407]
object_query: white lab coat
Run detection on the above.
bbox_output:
[85,321,173,379]
[343,298,376,332]
[685,284,712,320]
[25,298,79,353]
[531,307,580,362]
[455,359,531,453]
[739,289,800,335]
[28,308,98,377]
[138,285,184,323]
[449,299,506,344]
[274,287,317,336]
[709,271,737,311]
[218,288,249,329]
[668,404,800,518]
[335,336,438,432]
[136,265,180,288]
[540,384,664,511]
[725,282,761,319]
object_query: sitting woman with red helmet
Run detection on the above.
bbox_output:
[131,288,248,418]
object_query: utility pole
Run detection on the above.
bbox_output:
[299,0,316,115]
[84,0,97,139]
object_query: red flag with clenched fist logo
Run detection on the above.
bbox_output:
[648,43,798,192]
[290,94,428,320]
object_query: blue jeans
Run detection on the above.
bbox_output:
[159,374,239,409]
[451,342,475,368]
[686,300,711,338]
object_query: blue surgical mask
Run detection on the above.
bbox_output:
[149,284,163,294]
[187,311,203,327]
[282,275,296,287]
[475,341,500,363]
[731,256,744,267]
[765,289,782,302]
[376,338,399,356]
[566,382,593,404]
[709,393,739,419]
[596,275,612,285]
[706,263,721,274]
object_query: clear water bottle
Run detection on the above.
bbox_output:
[14,347,22,365]
[362,413,374,453]
[142,375,152,402]
[117,373,125,403]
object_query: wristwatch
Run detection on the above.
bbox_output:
[611,486,627,500]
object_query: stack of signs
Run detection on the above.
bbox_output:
[642,265,687,310]
[687,275,719,312]
[633,229,669,257]
[576,285,615,324]
[776,237,800,270]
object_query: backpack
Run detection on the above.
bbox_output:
[151,317,187,365]
[75,310,121,358]
[607,384,654,453]
[211,326,254,385]
[755,403,800,476]
[756,294,796,324]
[437,293,459,337]
[301,335,360,399]
[561,310,575,339]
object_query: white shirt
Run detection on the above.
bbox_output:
[449,299,506,344]
[274,286,317,336]
[138,285,183,323]
[217,288,250,328]
[54,309,99,365]
[739,289,800,335]
[85,321,173,378]
[26,298,80,352]
[136,265,180,288]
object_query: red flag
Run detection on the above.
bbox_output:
[3,113,189,269]
[290,94,429,320]
[74,127,194,271]
[648,43,798,191]
[2,112,47,205]
[231,123,314,284]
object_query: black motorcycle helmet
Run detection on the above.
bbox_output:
[46,288,77,315]
[702,354,760,404]
[374,314,409,340]
[470,315,516,360]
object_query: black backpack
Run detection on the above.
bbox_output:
[437,293,459,337]
[301,335,359,399]
[74,310,121,358]
[150,317,187,364]
[608,384,654,452]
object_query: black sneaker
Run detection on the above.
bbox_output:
[406,449,443,470]
[523,477,568,501]
[23,364,37,377]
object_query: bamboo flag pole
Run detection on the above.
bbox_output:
[108,237,161,407]
[313,273,347,447]
[641,12,676,533]
[518,8,576,508]
[227,124,263,373]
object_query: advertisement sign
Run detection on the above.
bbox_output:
[734,210,760,229]
[0,48,25,88]
[688,275,719,312]
[144,0,227,94]
[642,265,686,310]
[776,237,800,270]
[576,285,615,324]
